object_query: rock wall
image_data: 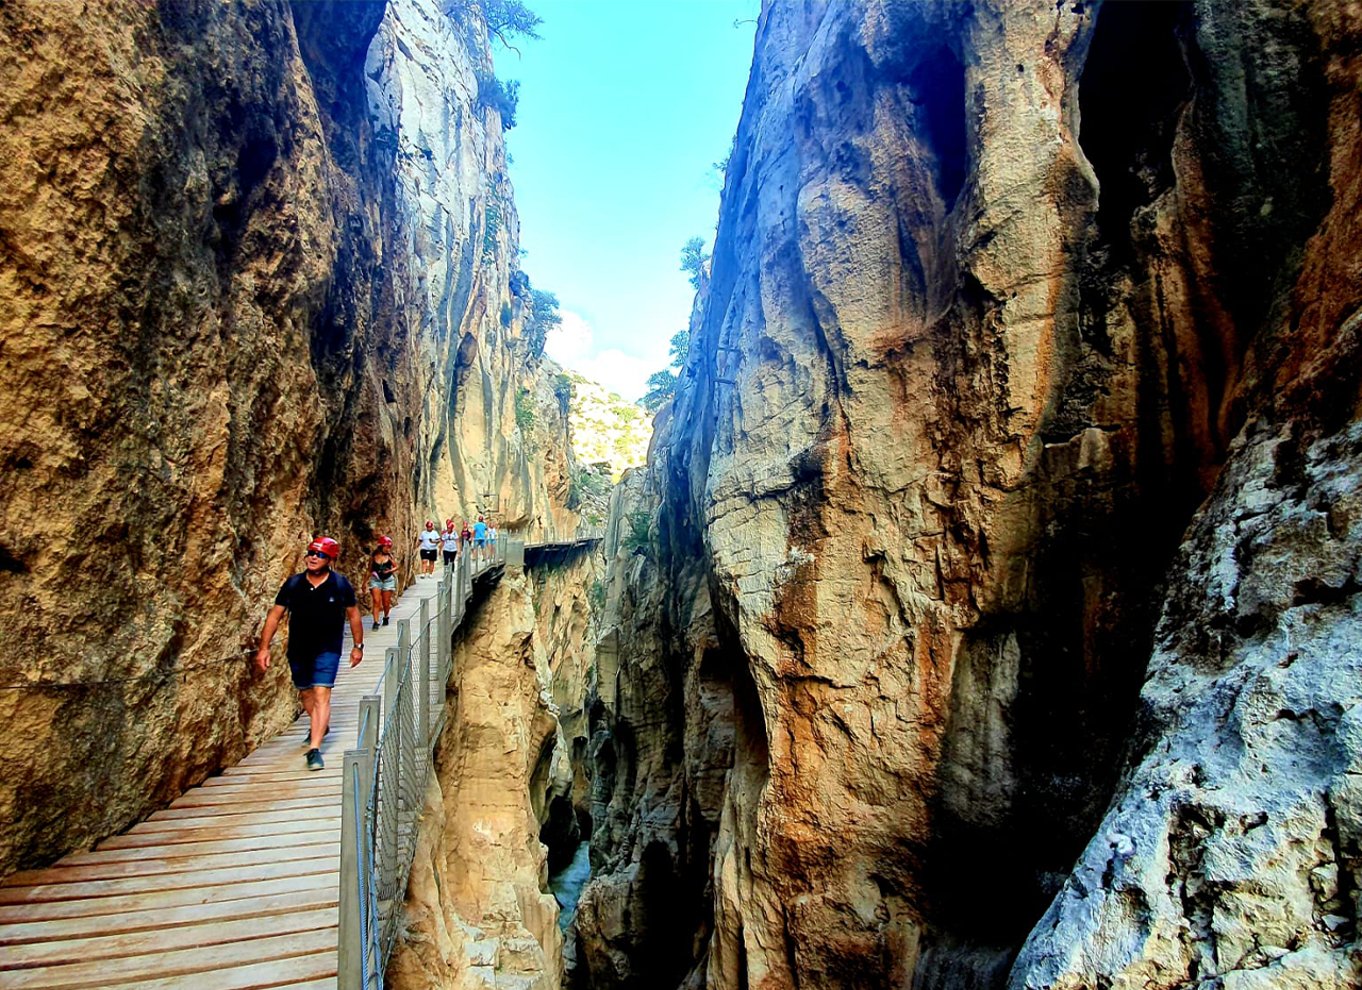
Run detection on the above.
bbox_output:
[364,0,575,537]
[0,0,567,878]
[579,1,1362,987]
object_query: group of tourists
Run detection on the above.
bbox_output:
[414,516,498,576]
[255,514,499,771]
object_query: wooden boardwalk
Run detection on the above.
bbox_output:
[0,569,476,990]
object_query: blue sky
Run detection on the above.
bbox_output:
[501,0,759,400]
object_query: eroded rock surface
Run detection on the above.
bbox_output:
[579,1,1362,987]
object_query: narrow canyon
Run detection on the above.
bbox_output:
[1,0,1360,988]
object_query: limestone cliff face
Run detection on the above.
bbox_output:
[580,1,1361,987]
[364,0,574,536]
[0,0,567,878]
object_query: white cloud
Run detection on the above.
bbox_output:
[545,311,668,402]
[545,310,594,365]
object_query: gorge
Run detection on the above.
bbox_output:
[2,1,1361,989]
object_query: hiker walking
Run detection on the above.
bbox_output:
[369,536,397,630]
[417,520,440,577]
[441,519,459,568]
[255,536,363,771]
[473,515,489,563]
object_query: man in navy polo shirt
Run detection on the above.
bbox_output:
[255,536,364,770]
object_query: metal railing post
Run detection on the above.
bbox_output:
[382,648,398,725]
[417,597,431,748]
[357,696,381,776]
[437,578,450,686]
[339,748,368,990]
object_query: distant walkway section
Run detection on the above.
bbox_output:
[518,529,603,570]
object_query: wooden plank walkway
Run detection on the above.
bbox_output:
[0,566,482,990]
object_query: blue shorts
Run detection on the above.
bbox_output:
[289,651,340,690]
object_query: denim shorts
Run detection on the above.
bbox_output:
[289,651,340,690]
[369,575,396,591]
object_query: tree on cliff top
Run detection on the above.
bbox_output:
[444,0,542,55]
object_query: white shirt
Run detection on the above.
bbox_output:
[418,529,441,551]
[441,529,459,552]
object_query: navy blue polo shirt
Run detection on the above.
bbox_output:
[274,571,356,661]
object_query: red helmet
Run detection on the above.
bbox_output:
[307,537,340,560]
[445,518,454,528]
[377,535,394,548]
[425,519,434,527]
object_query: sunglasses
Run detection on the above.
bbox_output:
[305,550,331,559]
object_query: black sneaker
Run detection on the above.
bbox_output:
[306,748,324,771]
[382,615,389,626]
[372,620,380,630]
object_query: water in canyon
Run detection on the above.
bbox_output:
[548,841,591,933]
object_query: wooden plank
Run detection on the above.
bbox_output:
[66,827,336,863]
[151,795,337,820]
[219,757,346,772]
[276,980,337,990]
[1,906,337,969]
[0,873,337,924]
[215,768,343,782]
[126,950,337,990]
[0,885,336,946]
[4,842,339,885]
[0,855,338,904]
[199,773,342,789]
[126,807,340,835]
[98,819,336,852]
[170,782,341,804]
[0,929,336,989]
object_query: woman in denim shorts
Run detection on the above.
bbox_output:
[369,535,397,629]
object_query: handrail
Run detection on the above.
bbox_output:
[339,535,506,989]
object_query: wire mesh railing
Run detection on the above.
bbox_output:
[339,535,508,990]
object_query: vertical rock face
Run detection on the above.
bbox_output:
[580,1,1362,987]
[364,0,574,535]
[0,0,567,879]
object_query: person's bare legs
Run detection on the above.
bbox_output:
[381,589,393,621]
[371,591,382,627]
[302,686,332,749]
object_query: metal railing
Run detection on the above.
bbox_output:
[521,527,605,551]
[339,536,508,990]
